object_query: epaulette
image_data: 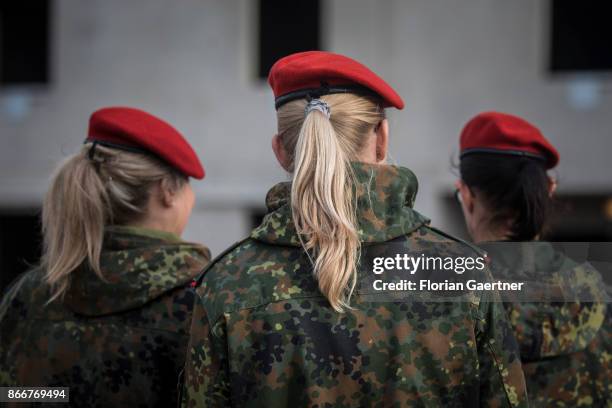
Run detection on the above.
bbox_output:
[424,225,487,257]
[190,237,252,289]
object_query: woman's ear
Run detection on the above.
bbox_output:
[455,179,475,214]
[272,133,291,171]
[548,176,557,198]
[375,119,389,163]
[159,179,176,208]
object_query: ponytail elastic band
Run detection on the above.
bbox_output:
[305,99,331,119]
[88,140,99,160]
[84,139,151,156]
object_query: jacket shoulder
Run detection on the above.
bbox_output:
[194,237,320,323]
[193,237,252,287]
[0,268,49,320]
[416,225,486,256]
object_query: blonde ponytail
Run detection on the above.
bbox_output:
[42,145,187,302]
[278,94,385,312]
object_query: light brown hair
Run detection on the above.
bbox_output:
[42,144,187,302]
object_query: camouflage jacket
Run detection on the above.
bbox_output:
[0,226,210,408]
[481,242,611,407]
[182,162,527,407]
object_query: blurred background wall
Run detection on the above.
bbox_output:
[1,0,611,290]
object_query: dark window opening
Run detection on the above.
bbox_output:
[546,194,612,241]
[550,1,612,72]
[257,0,321,79]
[250,208,267,230]
[0,1,51,85]
[0,211,42,294]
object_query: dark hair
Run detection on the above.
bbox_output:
[459,153,552,240]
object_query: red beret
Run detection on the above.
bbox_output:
[87,107,204,179]
[268,51,404,110]
[460,111,559,169]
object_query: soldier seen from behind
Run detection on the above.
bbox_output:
[455,111,611,407]
[182,51,528,407]
[0,107,210,407]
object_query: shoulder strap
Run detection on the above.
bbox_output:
[191,237,252,288]
[425,225,487,256]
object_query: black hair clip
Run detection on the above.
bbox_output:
[88,140,99,160]
[86,140,107,172]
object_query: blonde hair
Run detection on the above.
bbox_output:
[42,144,187,302]
[277,93,385,312]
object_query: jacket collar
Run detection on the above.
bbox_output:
[251,162,430,246]
[64,225,210,316]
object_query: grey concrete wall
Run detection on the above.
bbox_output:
[1,0,611,255]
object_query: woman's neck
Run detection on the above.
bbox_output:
[127,218,181,237]
[471,225,512,243]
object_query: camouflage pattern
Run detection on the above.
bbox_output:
[0,225,210,407]
[182,162,528,407]
[482,242,611,407]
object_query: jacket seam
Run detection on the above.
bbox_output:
[5,317,190,336]
[194,237,252,287]
[484,340,515,407]
[209,294,327,337]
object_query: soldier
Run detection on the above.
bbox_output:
[0,107,211,407]
[182,51,527,407]
[455,111,611,406]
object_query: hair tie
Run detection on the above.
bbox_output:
[88,141,98,160]
[87,141,107,172]
[305,99,331,119]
